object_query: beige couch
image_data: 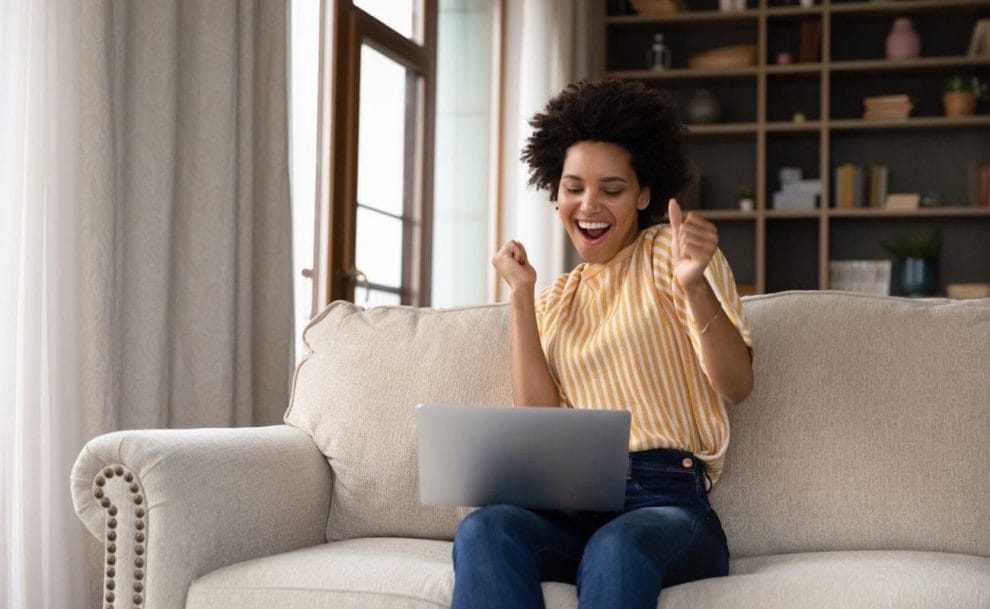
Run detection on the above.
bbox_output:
[71,291,990,609]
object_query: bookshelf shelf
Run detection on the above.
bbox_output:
[766,64,822,75]
[764,210,821,219]
[605,67,760,80]
[828,0,989,16]
[606,9,759,25]
[829,115,990,131]
[828,207,990,218]
[766,120,822,132]
[830,55,990,73]
[767,6,824,18]
[698,210,759,220]
[601,0,990,296]
[687,122,760,135]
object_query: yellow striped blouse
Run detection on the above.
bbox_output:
[534,223,753,487]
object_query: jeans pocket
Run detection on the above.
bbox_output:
[628,466,701,499]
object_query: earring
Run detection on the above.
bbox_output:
[554,205,559,210]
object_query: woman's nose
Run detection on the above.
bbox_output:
[579,190,602,212]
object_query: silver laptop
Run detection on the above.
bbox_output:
[416,404,631,511]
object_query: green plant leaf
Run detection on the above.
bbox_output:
[881,230,942,260]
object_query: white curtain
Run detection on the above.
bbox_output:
[500,0,602,292]
[78,0,295,435]
[2,1,295,606]
[1,1,89,607]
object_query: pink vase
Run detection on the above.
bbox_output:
[886,17,921,60]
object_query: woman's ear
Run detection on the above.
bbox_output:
[637,187,651,210]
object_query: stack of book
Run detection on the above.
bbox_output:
[772,166,820,211]
[799,18,822,63]
[885,193,920,210]
[966,163,990,207]
[834,163,890,208]
[834,163,862,208]
[863,94,913,120]
[867,165,889,208]
[829,260,892,296]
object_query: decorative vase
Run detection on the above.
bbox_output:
[943,91,977,117]
[646,33,672,71]
[886,17,921,60]
[899,257,937,297]
[687,89,721,124]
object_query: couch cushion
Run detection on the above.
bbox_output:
[283,301,513,541]
[184,537,575,609]
[658,550,990,609]
[186,538,455,609]
[185,540,990,609]
[711,292,990,558]
[286,292,990,557]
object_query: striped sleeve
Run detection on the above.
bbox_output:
[534,284,552,335]
[533,282,570,407]
[650,225,675,298]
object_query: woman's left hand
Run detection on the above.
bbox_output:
[668,198,718,289]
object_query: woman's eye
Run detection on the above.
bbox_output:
[566,188,582,194]
[605,190,622,196]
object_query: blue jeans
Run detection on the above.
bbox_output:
[450,447,729,609]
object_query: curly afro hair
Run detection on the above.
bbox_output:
[521,79,690,229]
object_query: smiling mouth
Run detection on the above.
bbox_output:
[576,222,611,242]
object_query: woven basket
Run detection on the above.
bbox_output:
[687,44,757,69]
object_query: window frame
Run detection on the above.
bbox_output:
[313,0,438,311]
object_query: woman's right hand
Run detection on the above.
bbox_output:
[491,240,537,292]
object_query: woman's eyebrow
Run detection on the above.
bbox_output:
[561,175,628,184]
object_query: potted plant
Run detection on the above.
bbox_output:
[882,230,942,297]
[943,75,989,117]
[737,187,755,211]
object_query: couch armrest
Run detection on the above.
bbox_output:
[70,424,331,609]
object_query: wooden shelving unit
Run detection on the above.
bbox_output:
[603,0,990,295]
[828,0,989,15]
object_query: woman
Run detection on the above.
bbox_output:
[451,79,754,609]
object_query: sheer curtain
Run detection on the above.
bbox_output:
[500,0,602,293]
[1,0,90,607]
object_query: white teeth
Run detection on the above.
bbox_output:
[577,221,610,230]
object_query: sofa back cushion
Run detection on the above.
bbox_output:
[711,292,990,558]
[286,293,990,556]
[284,301,512,541]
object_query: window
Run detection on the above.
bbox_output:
[307,0,502,313]
[354,43,418,306]
[431,0,500,307]
[353,0,418,41]
[314,0,437,308]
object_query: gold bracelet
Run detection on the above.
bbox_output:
[698,309,723,335]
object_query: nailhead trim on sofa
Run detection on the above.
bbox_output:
[93,465,147,609]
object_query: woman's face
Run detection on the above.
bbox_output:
[557,141,650,264]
